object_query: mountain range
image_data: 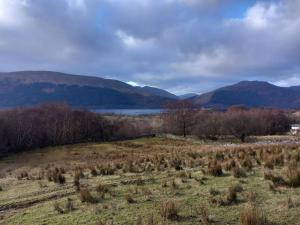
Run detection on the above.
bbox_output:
[0,71,175,108]
[0,71,299,109]
[192,81,300,109]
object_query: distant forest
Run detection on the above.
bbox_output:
[0,104,153,157]
[0,101,293,157]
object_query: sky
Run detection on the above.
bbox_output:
[0,0,300,95]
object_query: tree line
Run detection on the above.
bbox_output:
[0,104,153,157]
[0,101,292,157]
[162,101,291,141]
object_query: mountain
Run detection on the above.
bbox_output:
[193,81,300,109]
[0,71,175,108]
[179,93,198,99]
[137,86,178,99]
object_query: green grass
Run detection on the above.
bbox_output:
[0,137,300,225]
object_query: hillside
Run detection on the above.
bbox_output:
[179,93,198,99]
[0,71,176,108]
[137,86,178,99]
[193,81,300,109]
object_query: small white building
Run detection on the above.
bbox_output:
[291,124,300,135]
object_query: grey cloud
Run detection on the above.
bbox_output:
[0,0,299,94]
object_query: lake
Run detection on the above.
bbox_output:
[92,109,163,116]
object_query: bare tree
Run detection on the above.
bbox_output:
[162,100,194,137]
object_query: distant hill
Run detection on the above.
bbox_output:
[179,93,198,99]
[193,81,300,109]
[137,86,178,99]
[0,71,175,108]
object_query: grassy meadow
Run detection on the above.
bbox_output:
[0,136,300,225]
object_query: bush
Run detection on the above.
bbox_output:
[159,200,181,220]
[240,204,269,225]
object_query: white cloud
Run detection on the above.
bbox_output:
[243,2,279,29]
[0,0,28,27]
[127,81,140,86]
[273,75,300,87]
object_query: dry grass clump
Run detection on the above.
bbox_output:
[240,204,269,225]
[98,164,116,175]
[232,166,247,178]
[209,187,220,196]
[225,184,243,204]
[159,200,181,220]
[53,202,64,214]
[284,161,300,187]
[245,191,257,203]
[170,158,184,171]
[135,215,143,225]
[195,204,210,224]
[126,194,136,204]
[65,198,75,212]
[207,160,223,176]
[241,157,253,171]
[264,160,274,170]
[17,170,29,180]
[89,166,98,176]
[224,159,236,171]
[96,182,111,199]
[74,176,80,191]
[80,189,96,203]
[263,170,285,187]
[47,168,66,184]
[53,198,75,214]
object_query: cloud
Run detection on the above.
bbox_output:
[0,0,299,94]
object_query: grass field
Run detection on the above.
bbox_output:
[0,136,300,225]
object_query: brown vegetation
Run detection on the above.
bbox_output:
[163,103,290,141]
